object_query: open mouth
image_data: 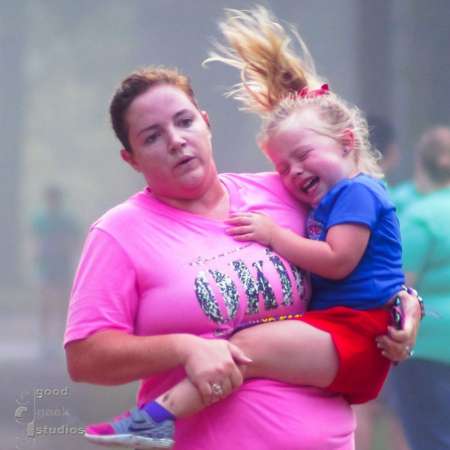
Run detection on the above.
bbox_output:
[175,156,195,168]
[301,176,319,194]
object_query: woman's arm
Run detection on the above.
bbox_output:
[226,213,369,279]
[226,214,422,363]
[66,330,250,404]
[66,330,193,385]
[375,287,421,362]
[65,227,250,403]
[229,287,422,384]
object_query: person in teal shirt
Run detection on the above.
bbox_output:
[365,115,424,215]
[389,126,450,450]
[389,180,422,215]
[32,185,80,355]
[355,116,414,450]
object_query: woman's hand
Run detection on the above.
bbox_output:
[375,289,421,362]
[179,336,252,406]
[225,212,276,246]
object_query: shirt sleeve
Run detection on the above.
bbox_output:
[326,183,380,230]
[64,227,139,347]
[400,214,432,275]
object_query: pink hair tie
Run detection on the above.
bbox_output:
[297,83,330,99]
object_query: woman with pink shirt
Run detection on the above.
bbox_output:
[65,9,421,450]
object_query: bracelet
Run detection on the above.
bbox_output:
[401,285,425,320]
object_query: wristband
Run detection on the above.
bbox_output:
[391,296,404,330]
[401,285,425,320]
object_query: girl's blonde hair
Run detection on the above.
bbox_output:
[205,6,383,178]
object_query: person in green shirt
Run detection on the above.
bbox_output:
[389,180,422,215]
[32,185,81,355]
[366,114,423,214]
[389,126,450,450]
[355,116,412,450]
[367,115,400,180]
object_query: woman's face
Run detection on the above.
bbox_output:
[122,84,216,201]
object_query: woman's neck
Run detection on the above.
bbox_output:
[152,177,230,220]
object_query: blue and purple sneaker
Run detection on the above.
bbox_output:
[85,407,174,449]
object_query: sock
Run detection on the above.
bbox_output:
[141,401,175,423]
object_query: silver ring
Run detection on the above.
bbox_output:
[405,345,414,358]
[211,383,224,396]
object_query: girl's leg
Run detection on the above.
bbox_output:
[230,319,338,387]
[146,319,337,420]
[154,378,210,418]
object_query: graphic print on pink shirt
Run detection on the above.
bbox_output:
[190,244,307,335]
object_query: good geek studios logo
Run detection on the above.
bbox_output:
[15,386,84,449]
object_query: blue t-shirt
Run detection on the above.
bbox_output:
[306,174,404,310]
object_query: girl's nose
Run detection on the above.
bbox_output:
[291,164,304,177]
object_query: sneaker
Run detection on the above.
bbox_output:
[84,407,175,449]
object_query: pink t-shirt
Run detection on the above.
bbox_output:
[65,172,355,450]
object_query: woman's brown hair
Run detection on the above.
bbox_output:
[110,67,198,152]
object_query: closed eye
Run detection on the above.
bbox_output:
[144,131,161,145]
[177,117,194,128]
[297,149,312,161]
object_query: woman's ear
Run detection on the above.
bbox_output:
[201,110,211,129]
[120,148,141,172]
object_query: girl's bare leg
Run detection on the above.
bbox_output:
[230,320,338,387]
[155,378,206,418]
[153,319,338,419]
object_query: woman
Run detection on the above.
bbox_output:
[65,60,420,450]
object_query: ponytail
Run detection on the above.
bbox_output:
[204,7,324,114]
[207,6,383,179]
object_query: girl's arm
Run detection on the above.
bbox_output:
[225,213,370,279]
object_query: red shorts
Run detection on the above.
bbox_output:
[300,306,392,404]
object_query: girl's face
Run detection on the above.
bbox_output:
[265,109,357,207]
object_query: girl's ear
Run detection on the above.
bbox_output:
[342,129,355,155]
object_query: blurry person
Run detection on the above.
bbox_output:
[367,115,400,181]
[390,176,423,216]
[388,126,450,450]
[368,114,427,215]
[354,116,411,450]
[32,185,80,355]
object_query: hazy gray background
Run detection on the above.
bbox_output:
[1,1,449,449]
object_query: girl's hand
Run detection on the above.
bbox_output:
[375,289,421,362]
[180,336,252,406]
[225,212,276,246]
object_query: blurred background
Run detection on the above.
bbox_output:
[1,1,449,449]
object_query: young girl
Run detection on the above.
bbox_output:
[85,7,410,450]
